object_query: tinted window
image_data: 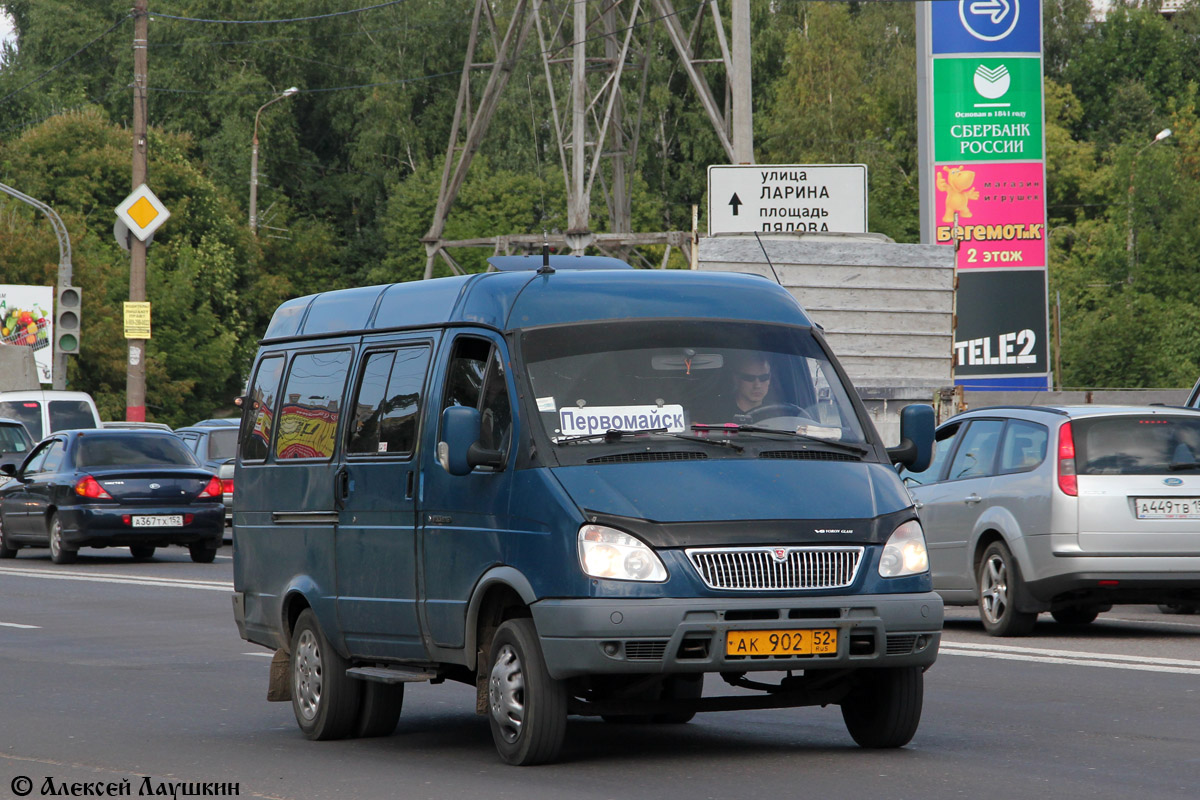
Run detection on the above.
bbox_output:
[902,422,961,484]
[49,401,96,432]
[40,440,67,472]
[1075,415,1200,475]
[0,401,41,440]
[276,350,351,461]
[76,434,199,468]
[999,420,1048,473]
[206,428,238,460]
[348,346,430,457]
[242,356,285,461]
[947,419,1005,480]
[0,424,31,455]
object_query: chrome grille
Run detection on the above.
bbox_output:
[686,546,864,591]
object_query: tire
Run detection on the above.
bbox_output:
[653,674,703,724]
[188,543,218,563]
[355,682,404,738]
[290,609,362,740]
[977,540,1036,636]
[487,618,567,766]
[1157,603,1199,615]
[48,514,77,565]
[0,522,17,559]
[129,545,156,560]
[1051,606,1100,625]
[840,666,924,749]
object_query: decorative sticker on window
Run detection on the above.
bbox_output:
[558,404,686,436]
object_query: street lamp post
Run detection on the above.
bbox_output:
[1126,127,1172,279]
[249,86,298,235]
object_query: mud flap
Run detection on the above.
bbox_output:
[267,648,292,702]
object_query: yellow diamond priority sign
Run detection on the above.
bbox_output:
[115,184,170,242]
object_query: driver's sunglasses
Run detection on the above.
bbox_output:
[738,372,771,383]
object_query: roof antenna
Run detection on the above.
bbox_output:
[753,231,782,284]
[538,229,555,274]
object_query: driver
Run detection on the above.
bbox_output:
[727,353,772,421]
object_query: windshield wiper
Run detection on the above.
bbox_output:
[554,427,669,445]
[690,423,870,456]
[1169,461,1200,471]
[554,427,744,453]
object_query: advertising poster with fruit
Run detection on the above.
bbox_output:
[0,285,54,384]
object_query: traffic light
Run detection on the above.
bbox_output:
[55,286,81,355]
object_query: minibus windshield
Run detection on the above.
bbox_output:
[520,320,865,446]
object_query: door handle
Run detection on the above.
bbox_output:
[334,468,350,511]
[913,500,924,510]
[964,493,982,504]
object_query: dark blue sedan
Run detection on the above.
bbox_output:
[0,429,224,564]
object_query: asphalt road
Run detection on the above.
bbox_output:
[1,546,1199,800]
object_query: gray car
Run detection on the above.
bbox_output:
[902,405,1200,635]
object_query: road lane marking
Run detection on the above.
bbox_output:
[0,621,39,629]
[940,641,1200,675]
[0,566,232,592]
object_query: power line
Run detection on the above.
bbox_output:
[148,0,412,25]
[0,14,131,109]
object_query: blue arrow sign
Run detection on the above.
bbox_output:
[932,0,1040,54]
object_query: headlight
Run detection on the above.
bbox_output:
[578,524,668,582]
[878,519,929,578]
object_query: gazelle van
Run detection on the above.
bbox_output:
[231,256,940,765]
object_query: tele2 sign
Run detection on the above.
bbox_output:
[707,164,867,236]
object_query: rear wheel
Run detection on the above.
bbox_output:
[488,618,567,765]
[129,545,156,560]
[977,541,1036,636]
[0,523,17,558]
[1157,603,1199,615]
[840,666,924,748]
[1051,606,1100,625]
[188,543,218,563]
[290,609,362,740]
[355,682,404,738]
[47,514,76,565]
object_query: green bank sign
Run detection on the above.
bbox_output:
[934,57,1043,162]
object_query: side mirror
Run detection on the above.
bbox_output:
[438,406,505,476]
[0,463,15,477]
[886,404,935,472]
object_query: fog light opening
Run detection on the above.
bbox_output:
[601,641,621,658]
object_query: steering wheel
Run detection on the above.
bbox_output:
[745,403,806,424]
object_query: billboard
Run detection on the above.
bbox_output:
[0,285,54,384]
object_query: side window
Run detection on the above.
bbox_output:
[241,356,285,462]
[347,345,431,457]
[999,420,1049,474]
[275,350,352,461]
[947,419,1005,481]
[439,337,512,458]
[478,348,512,453]
[22,440,55,474]
[442,337,490,413]
[902,422,961,485]
[40,440,66,473]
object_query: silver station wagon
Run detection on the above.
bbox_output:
[902,405,1200,635]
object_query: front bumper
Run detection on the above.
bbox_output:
[531,592,943,680]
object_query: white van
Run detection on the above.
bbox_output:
[0,390,102,441]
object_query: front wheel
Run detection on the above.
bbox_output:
[977,541,1036,636]
[290,609,362,740]
[488,618,567,766]
[48,514,76,565]
[1158,603,1198,615]
[840,666,924,748]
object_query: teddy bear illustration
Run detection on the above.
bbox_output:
[937,166,978,223]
